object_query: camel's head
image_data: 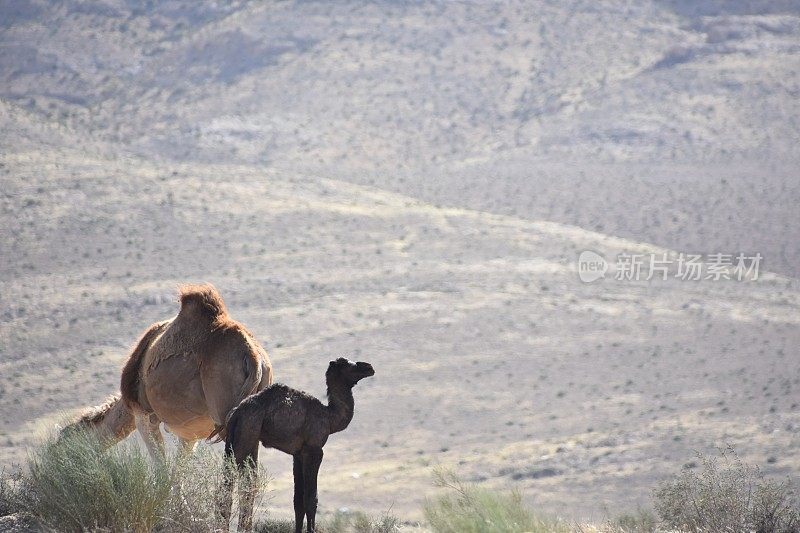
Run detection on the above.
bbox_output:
[327,357,375,386]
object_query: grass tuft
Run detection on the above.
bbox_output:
[424,467,569,533]
[21,430,171,532]
[325,509,400,533]
[605,508,658,532]
[255,516,297,533]
[3,429,267,532]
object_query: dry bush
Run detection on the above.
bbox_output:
[0,468,23,518]
[654,447,800,533]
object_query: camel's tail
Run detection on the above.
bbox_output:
[120,320,170,411]
[236,348,263,411]
[58,394,135,446]
[207,402,239,445]
[208,424,225,443]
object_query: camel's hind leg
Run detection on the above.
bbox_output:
[301,446,323,533]
[218,410,261,532]
[178,437,197,456]
[200,347,261,430]
[237,446,259,532]
[293,455,305,533]
[135,412,165,460]
[172,438,199,514]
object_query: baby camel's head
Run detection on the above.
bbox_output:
[326,357,375,386]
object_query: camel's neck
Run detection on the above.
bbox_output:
[105,398,137,440]
[326,379,355,434]
[68,396,135,444]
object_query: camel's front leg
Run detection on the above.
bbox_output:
[301,446,323,533]
[135,412,164,460]
[293,454,306,533]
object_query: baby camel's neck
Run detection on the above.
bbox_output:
[326,378,355,434]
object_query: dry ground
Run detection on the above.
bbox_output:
[1,146,797,522]
[1,0,799,524]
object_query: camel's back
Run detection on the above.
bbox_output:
[143,308,215,371]
[122,284,271,437]
[143,283,261,370]
[137,285,271,434]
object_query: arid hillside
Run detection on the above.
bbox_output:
[1,0,799,523]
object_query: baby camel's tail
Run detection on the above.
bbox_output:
[223,410,241,459]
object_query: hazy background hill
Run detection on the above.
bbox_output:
[1,0,799,523]
[2,0,799,276]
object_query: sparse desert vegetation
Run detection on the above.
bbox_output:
[2,0,799,529]
[424,468,570,533]
[654,447,800,533]
[0,430,240,532]
[1,436,797,532]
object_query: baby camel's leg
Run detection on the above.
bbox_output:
[301,446,324,533]
[135,412,164,460]
[237,446,259,532]
[218,413,260,532]
[293,455,305,533]
[218,461,235,531]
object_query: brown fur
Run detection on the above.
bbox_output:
[178,283,229,325]
[78,395,122,426]
[118,283,271,444]
[60,394,135,444]
[68,284,272,459]
[120,319,170,412]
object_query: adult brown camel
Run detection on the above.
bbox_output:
[216,358,375,533]
[61,284,273,457]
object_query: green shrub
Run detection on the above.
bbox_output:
[256,516,297,533]
[21,430,172,532]
[0,468,22,518]
[608,507,658,532]
[324,509,400,533]
[654,447,800,533]
[10,429,266,532]
[424,468,569,533]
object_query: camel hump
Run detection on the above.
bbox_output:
[120,320,170,411]
[178,283,228,321]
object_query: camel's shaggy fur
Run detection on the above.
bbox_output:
[61,283,273,459]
